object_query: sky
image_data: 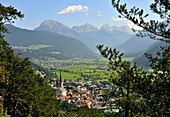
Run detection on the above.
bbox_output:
[1,0,161,30]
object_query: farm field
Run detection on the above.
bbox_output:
[51,64,109,81]
[46,58,134,81]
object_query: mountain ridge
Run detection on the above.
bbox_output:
[72,23,98,33]
[134,41,168,68]
[34,20,133,51]
[5,24,97,60]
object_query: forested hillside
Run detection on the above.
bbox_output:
[5,24,96,60]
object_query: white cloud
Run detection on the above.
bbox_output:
[57,5,89,15]
[85,13,89,16]
[98,14,102,16]
[111,16,127,21]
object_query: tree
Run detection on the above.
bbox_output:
[0,37,60,117]
[0,3,60,116]
[97,46,147,116]
[97,0,170,116]
[0,3,24,39]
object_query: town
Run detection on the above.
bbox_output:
[49,71,119,113]
[35,68,119,113]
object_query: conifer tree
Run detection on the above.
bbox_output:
[0,3,60,116]
[97,0,169,116]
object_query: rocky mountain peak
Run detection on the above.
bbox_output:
[72,23,98,33]
[100,24,113,32]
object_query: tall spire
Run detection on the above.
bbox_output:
[59,70,63,87]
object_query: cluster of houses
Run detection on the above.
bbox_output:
[51,72,119,113]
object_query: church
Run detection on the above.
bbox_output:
[56,71,66,96]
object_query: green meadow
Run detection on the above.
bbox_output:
[51,64,108,81]
[47,58,134,81]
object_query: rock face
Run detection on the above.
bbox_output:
[35,20,76,38]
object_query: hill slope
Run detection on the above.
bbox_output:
[117,35,156,57]
[5,24,97,60]
[134,41,168,67]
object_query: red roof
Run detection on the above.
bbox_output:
[66,96,71,99]
[60,97,65,99]
[92,103,96,106]
[72,100,75,103]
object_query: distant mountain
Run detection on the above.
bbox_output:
[113,25,134,34]
[100,24,134,34]
[34,20,76,38]
[117,35,156,57]
[133,20,169,67]
[134,41,168,68]
[35,20,133,51]
[100,24,113,32]
[72,23,98,33]
[75,29,132,51]
[75,30,118,51]
[5,24,97,60]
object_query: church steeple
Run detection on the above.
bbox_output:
[59,70,63,87]
[56,70,66,97]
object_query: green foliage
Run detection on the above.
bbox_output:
[97,44,170,116]
[76,106,105,117]
[97,45,147,116]
[0,39,60,116]
[97,0,170,116]
[0,3,60,116]
[0,3,24,39]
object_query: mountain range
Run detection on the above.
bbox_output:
[4,20,164,68]
[35,20,134,51]
[5,24,97,60]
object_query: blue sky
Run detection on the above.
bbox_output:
[1,0,160,30]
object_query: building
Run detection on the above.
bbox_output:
[56,71,66,96]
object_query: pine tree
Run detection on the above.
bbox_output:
[97,0,170,116]
[0,3,60,116]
